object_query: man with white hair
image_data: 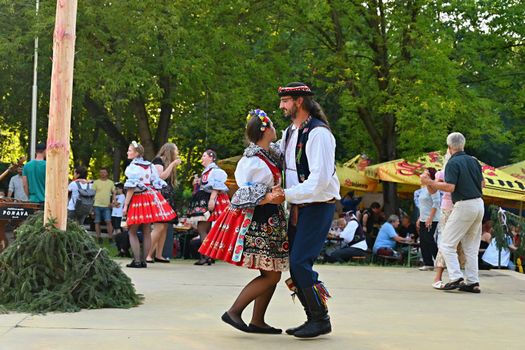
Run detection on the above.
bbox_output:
[421,132,484,293]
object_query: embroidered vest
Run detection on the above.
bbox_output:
[200,168,212,187]
[256,152,281,186]
[285,117,330,183]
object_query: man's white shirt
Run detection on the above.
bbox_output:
[280,125,341,204]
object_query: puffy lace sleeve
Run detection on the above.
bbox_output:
[230,156,273,209]
[149,163,168,190]
[201,168,229,192]
[124,164,146,191]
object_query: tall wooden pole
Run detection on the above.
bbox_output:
[44,0,78,230]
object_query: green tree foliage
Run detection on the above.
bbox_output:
[0,0,523,209]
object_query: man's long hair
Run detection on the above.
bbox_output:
[295,95,330,127]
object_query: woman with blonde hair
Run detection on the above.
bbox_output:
[123,141,177,268]
[146,142,181,263]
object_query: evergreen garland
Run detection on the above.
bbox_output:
[0,213,142,313]
[489,205,525,260]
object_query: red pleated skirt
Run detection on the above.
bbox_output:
[199,206,251,266]
[208,192,230,222]
[126,188,177,225]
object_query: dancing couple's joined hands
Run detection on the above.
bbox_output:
[266,185,285,205]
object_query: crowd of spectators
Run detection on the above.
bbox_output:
[322,188,523,275]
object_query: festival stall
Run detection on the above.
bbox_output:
[364,151,525,208]
[500,160,525,181]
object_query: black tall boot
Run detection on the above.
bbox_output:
[293,285,332,338]
[285,288,311,335]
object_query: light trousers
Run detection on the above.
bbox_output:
[439,198,484,284]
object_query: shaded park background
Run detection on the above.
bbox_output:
[0,0,523,212]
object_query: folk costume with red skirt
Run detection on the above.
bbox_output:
[199,143,288,272]
[124,158,177,225]
[188,162,230,223]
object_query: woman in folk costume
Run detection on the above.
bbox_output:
[188,149,230,265]
[122,141,177,268]
[199,109,288,334]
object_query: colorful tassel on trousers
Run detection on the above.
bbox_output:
[313,282,331,307]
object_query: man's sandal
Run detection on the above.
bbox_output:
[442,278,464,290]
[458,282,481,293]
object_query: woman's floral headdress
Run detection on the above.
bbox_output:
[131,140,140,148]
[246,109,271,132]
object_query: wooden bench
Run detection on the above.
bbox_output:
[351,256,368,264]
[375,254,403,266]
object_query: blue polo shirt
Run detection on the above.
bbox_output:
[373,222,398,253]
[444,151,483,203]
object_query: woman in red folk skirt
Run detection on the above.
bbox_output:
[199,109,288,334]
[188,149,230,265]
[122,141,177,268]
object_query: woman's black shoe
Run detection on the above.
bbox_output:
[126,260,143,268]
[248,324,282,334]
[194,255,209,265]
[154,257,170,263]
[221,312,249,333]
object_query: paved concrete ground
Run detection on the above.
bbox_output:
[1,260,524,350]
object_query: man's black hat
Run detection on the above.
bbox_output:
[278,82,314,97]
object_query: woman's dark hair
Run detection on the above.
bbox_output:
[75,166,88,179]
[427,167,437,180]
[205,149,217,161]
[293,95,329,126]
[245,115,267,144]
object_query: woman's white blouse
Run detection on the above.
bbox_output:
[124,161,166,190]
[235,156,275,188]
[201,165,229,192]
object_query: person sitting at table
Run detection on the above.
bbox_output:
[341,191,362,213]
[478,220,493,270]
[397,215,417,241]
[481,222,517,270]
[324,212,367,263]
[361,202,385,249]
[373,215,409,258]
[481,233,517,270]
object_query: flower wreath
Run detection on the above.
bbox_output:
[246,109,271,132]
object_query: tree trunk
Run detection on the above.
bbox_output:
[44,0,78,230]
[83,95,129,151]
[131,98,155,159]
[112,146,122,182]
[154,76,172,150]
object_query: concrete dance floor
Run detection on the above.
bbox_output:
[1,260,524,350]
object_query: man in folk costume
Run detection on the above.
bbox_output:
[276,82,341,338]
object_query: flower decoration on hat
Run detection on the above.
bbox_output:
[131,140,140,148]
[277,83,314,97]
[246,109,271,132]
